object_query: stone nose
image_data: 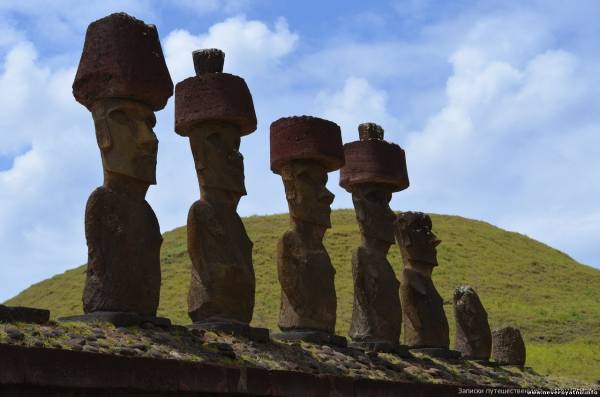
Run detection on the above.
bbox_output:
[320,188,335,205]
[137,126,158,154]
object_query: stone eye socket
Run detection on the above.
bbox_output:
[110,110,129,125]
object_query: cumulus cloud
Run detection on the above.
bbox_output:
[170,0,250,15]
[164,16,298,83]
[2,1,600,305]
[402,14,600,267]
[0,39,97,301]
[315,76,401,141]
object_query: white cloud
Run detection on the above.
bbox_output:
[315,76,401,142]
[0,39,97,302]
[2,1,600,305]
[170,0,250,15]
[401,13,600,267]
[164,16,298,83]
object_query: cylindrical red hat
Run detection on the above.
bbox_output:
[339,123,409,192]
[72,13,173,111]
[270,116,345,174]
[174,49,257,136]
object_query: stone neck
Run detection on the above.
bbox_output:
[361,234,391,255]
[200,186,240,211]
[103,171,149,201]
[406,260,434,277]
[291,218,326,249]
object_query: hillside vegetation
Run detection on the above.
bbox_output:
[6,210,600,382]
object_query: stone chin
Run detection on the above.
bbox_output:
[407,256,439,268]
[289,203,331,229]
[100,152,157,185]
[197,173,247,197]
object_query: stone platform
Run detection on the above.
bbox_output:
[273,329,348,348]
[410,347,462,360]
[349,340,412,357]
[188,320,270,343]
[0,305,49,324]
[58,311,171,328]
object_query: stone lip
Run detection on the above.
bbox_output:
[0,305,49,324]
[270,116,345,174]
[174,73,257,136]
[339,139,409,192]
[73,12,173,111]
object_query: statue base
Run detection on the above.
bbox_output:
[58,311,171,328]
[273,329,347,348]
[349,340,412,357]
[188,320,270,343]
[468,359,498,366]
[409,347,462,359]
[0,305,50,324]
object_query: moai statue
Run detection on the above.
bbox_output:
[491,326,526,366]
[454,286,492,360]
[61,13,173,327]
[395,212,457,357]
[339,123,409,354]
[175,49,268,341]
[270,116,346,346]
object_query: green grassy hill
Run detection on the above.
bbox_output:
[6,210,600,382]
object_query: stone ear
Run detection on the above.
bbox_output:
[394,217,411,247]
[94,118,112,151]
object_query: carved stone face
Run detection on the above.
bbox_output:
[281,160,335,228]
[188,121,246,196]
[92,98,158,184]
[395,212,441,268]
[352,183,395,244]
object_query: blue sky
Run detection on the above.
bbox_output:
[1,0,599,302]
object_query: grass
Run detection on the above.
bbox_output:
[6,210,600,382]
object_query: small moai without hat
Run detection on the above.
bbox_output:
[491,326,526,366]
[339,123,409,355]
[60,12,173,327]
[453,286,492,360]
[175,49,268,341]
[270,116,346,347]
[395,212,458,358]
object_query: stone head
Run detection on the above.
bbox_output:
[395,211,441,270]
[453,286,487,318]
[351,183,396,244]
[280,160,335,228]
[188,121,246,198]
[92,98,158,184]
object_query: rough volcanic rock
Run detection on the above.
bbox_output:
[73,12,173,111]
[491,326,526,365]
[454,286,492,360]
[270,116,344,174]
[395,212,449,348]
[83,183,162,315]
